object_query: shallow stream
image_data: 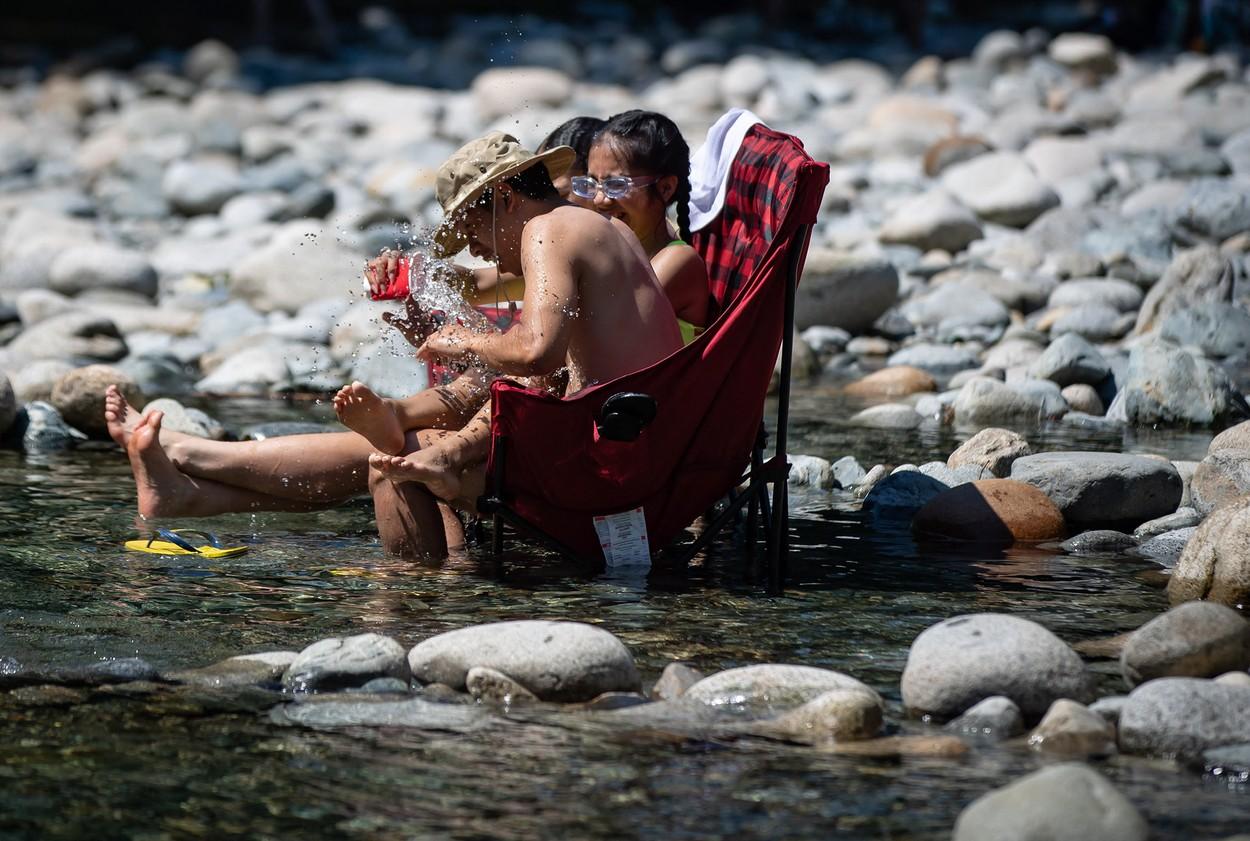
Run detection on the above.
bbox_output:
[1,389,1244,840]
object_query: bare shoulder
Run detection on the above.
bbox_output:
[524,204,610,244]
[651,242,708,287]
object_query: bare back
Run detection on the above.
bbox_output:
[519,205,682,393]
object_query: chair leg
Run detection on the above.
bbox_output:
[766,478,788,594]
[746,444,762,578]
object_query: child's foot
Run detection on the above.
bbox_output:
[104,384,140,449]
[333,381,405,455]
[126,411,198,519]
[369,449,462,502]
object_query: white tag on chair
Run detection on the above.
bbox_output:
[592,507,651,569]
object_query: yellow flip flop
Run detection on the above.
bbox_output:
[125,528,248,559]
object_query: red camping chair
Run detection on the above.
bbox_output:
[476,125,830,591]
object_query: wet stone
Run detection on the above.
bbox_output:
[273,697,494,732]
[1028,698,1117,758]
[946,695,1025,740]
[578,692,650,711]
[466,666,538,705]
[754,687,885,744]
[1119,677,1250,758]
[1061,530,1137,554]
[283,633,410,693]
[9,684,89,707]
[826,735,969,759]
[683,664,874,719]
[1136,527,1196,565]
[651,662,705,701]
[1120,601,1250,688]
[1133,508,1202,540]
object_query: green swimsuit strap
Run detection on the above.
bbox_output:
[667,239,686,247]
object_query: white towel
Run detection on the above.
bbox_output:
[687,108,765,232]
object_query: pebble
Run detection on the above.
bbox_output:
[901,613,1093,721]
[1121,601,1250,688]
[953,763,1146,841]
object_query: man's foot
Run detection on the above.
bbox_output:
[104,384,140,449]
[369,449,463,502]
[126,411,199,519]
[333,381,405,455]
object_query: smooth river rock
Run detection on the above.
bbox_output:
[49,364,142,440]
[406,620,640,702]
[952,763,1147,841]
[1028,698,1117,757]
[757,687,885,744]
[946,427,1031,477]
[1010,451,1182,528]
[1121,601,1250,688]
[1118,677,1250,757]
[945,695,1025,740]
[1118,338,1245,427]
[1189,449,1250,515]
[283,633,410,692]
[913,479,1067,543]
[1168,496,1250,606]
[901,613,1093,720]
[683,664,874,718]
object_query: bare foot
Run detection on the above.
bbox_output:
[369,449,462,502]
[126,411,200,519]
[334,381,405,455]
[104,384,140,449]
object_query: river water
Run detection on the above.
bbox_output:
[1,390,1244,839]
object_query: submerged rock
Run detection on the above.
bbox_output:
[407,620,640,703]
[1120,601,1250,688]
[1061,530,1137,554]
[862,470,950,521]
[1118,677,1250,757]
[913,479,1066,543]
[757,686,884,744]
[1168,497,1250,606]
[953,763,1147,841]
[946,695,1025,740]
[273,696,493,731]
[1010,452,1182,528]
[901,613,1093,721]
[283,633,410,692]
[683,664,873,718]
[466,666,538,705]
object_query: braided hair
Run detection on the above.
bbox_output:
[595,110,692,243]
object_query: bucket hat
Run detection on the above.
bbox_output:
[431,131,575,257]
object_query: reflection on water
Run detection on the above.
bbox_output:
[0,393,1241,840]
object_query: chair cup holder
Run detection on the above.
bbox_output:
[596,392,657,442]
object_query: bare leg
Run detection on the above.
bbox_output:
[369,457,449,560]
[370,405,491,508]
[126,411,327,518]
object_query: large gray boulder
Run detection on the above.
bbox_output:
[953,763,1147,841]
[1168,496,1250,606]
[684,664,875,718]
[48,244,158,298]
[952,377,1067,427]
[406,620,640,702]
[1170,177,1250,242]
[1117,338,1246,427]
[4,312,127,365]
[1010,451,1182,527]
[900,283,1009,333]
[1121,601,1250,688]
[1119,677,1250,757]
[794,249,899,334]
[940,151,1060,227]
[1159,302,1250,360]
[229,221,362,314]
[283,633,409,692]
[1029,332,1111,386]
[1190,446,1250,515]
[1134,245,1239,335]
[901,613,1093,720]
[878,190,983,254]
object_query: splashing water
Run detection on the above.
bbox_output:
[406,248,495,335]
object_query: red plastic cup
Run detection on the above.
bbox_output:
[369,256,411,301]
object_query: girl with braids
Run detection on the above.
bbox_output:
[581,110,710,341]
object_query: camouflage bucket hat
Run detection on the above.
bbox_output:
[431,131,575,258]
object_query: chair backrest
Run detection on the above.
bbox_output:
[692,125,817,321]
[486,126,829,559]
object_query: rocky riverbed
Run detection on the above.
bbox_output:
[2,11,1250,841]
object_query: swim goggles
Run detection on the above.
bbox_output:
[570,174,659,200]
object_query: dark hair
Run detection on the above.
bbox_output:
[475,162,559,209]
[537,116,606,173]
[595,110,692,243]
